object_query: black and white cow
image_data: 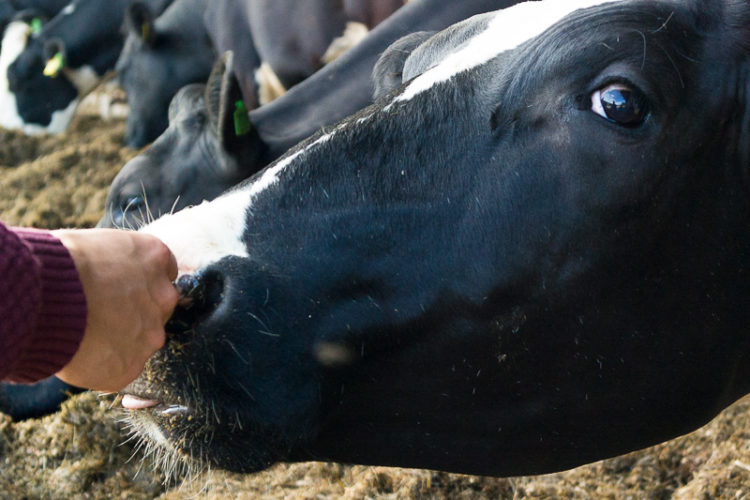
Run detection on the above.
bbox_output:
[116,0,213,148]
[0,0,171,134]
[101,0,514,229]
[99,52,260,229]
[0,14,77,133]
[122,0,750,477]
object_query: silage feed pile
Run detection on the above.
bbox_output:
[1,104,750,499]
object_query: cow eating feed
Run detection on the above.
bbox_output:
[122,0,750,478]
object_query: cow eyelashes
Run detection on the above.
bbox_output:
[591,82,649,127]
[113,195,146,227]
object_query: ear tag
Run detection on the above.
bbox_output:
[141,22,150,41]
[29,18,43,35]
[43,52,64,77]
[233,100,252,136]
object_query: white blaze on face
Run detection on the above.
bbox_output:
[140,190,252,275]
[0,22,31,131]
[142,131,336,274]
[392,0,623,105]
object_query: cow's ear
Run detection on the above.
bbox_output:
[206,51,265,172]
[42,37,66,77]
[206,51,240,146]
[206,51,254,151]
[372,31,435,100]
[125,2,155,45]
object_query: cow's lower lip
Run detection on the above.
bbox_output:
[122,394,190,416]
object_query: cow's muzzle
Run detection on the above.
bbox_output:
[166,270,225,335]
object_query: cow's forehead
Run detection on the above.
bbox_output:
[394,0,625,105]
[145,0,700,275]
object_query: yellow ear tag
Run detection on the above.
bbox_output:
[43,52,64,77]
[141,22,150,41]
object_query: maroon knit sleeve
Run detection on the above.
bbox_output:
[0,223,87,383]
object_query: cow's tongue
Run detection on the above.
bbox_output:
[121,394,159,409]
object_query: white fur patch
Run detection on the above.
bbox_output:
[62,3,75,15]
[140,190,252,274]
[0,22,31,131]
[62,64,99,94]
[142,131,336,274]
[392,0,622,105]
[138,417,172,449]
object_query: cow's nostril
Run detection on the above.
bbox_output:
[175,273,201,307]
[166,270,224,335]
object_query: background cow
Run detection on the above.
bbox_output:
[0,0,171,134]
[100,52,260,228]
[101,0,513,229]
[116,0,213,147]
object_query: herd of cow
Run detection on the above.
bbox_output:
[0,0,403,226]
[2,0,750,485]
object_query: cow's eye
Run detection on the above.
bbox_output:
[591,83,649,126]
[120,195,146,216]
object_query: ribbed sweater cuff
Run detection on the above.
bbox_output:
[8,228,87,383]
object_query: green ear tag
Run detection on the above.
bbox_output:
[43,52,64,78]
[30,18,43,35]
[233,100,252,136]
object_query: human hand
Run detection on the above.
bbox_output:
[52,229,178,392]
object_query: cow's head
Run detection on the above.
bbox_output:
[116,0,215,148]
[123,0,750,477]
[1,0,127,135]
[100,52,264,229]
[0,17,78,133]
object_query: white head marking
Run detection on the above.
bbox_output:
[142,131,337,274]
[392,0,623,105]
[0,22,31,131]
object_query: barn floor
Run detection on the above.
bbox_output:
[1,106,749,499]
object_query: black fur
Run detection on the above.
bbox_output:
[128,0,750,477]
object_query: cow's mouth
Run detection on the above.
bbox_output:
[121,394,191,417]
[120,389,207,482]
[119,271,226,425]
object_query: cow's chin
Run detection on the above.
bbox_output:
[119,316,316,476]
[119,329,273,477]
[120,375,280,478]
[121,398,202,482]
